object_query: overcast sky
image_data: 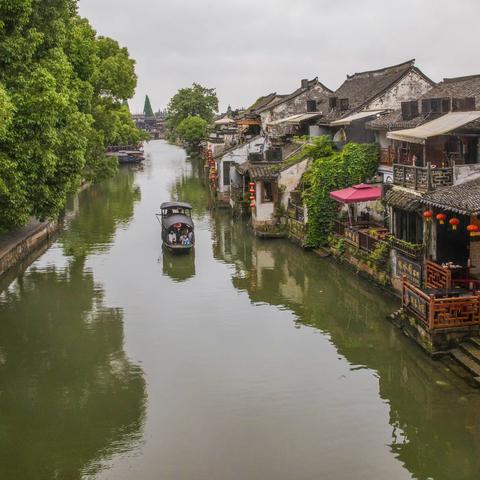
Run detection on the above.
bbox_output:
[79,0,479,114]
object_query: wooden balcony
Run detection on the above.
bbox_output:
[402,278,480,331]
[333,220,388,254]
[287,200,304,222]
[393,163,453,192]
[426,260,480,291]
[379,147,396,166]
[389,236,424,260]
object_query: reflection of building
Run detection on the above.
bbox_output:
[211,212,480,480]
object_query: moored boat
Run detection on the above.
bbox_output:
[157,202,195,254]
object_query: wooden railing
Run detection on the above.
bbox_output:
[379,147,396,166]
[426,260,452,289]
[389,237,424,260]
[207,136,225,144]
[230,185,246,202]
[393,163,453,192]
[402,278,480,330]
[287,200,304,222]
[333,221,387,254]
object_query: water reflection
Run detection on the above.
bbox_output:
[212,211,480,480]
[61,167,141,258]
[0,258,146,479]
[0,166,146,479]
[162,248,196,282]
[169,158,209,217]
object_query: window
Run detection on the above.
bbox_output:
[452,97,476,112]
[394,209,423,244]
[422,97,451,114]
[223,161,233,186]
[306,100,317,112]
[262,181,273,202]
[340,98,349,111]
[401,101,419,120]
[329,97,338,109]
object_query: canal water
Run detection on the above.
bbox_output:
[0,140,479,480]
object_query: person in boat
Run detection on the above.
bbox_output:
[168,230,177,244]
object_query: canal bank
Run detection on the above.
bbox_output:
[0,181,93,279]
[1,140,480,480]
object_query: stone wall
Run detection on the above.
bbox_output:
[367,70,433,110]
[0,220,59,278]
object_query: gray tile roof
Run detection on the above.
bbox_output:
[236,161,279,180]
[367,74,480,131]
[422,74,480,104]
[384,187,423,211]
[421,178,480,215]
[256,78,332,114]
[322,60,429,124]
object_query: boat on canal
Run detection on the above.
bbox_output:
[106,145,145,164]
[157,201,195,254]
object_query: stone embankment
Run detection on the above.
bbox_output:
[0,220,59,277]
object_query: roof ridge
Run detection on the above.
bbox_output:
[346,59,415,79]
[443,74,480,83]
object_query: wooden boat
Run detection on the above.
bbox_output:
[157,202,195,254]
[106,148,145,164]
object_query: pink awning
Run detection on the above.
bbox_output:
[329,183,381,204]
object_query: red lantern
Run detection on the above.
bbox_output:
[436,213,447,225]
[250,202,255,208]
[423,210,433,221]
[449,218,460,230]
[467,224,479,236]
[249,182,255,187]
[249,188,255,194]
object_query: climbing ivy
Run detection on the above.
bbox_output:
[301,136,379,247]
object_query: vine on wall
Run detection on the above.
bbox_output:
[300,136,379,247]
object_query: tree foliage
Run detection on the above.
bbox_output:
[166,83,218,135]
[176,115,208,153]
[301,137,379,247]
[0,0,142,232]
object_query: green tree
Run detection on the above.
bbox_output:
[166,83,218,135]
[176,115,208,152]
[300,137,379,247]
[143,95,154,117]
[0,1,143,232]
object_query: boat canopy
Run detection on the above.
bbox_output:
[160,201,193,210]
[162,214,194,230]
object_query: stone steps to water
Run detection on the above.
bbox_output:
[450,347,480,387]
[459,341,480,366]
[468,336,480,349]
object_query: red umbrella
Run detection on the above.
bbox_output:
[329,184,381,204]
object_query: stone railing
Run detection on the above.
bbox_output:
[393,163,453,192]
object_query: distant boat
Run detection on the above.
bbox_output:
[156,202,195,254]
[116,150,145,164]
[106,146,145,164]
